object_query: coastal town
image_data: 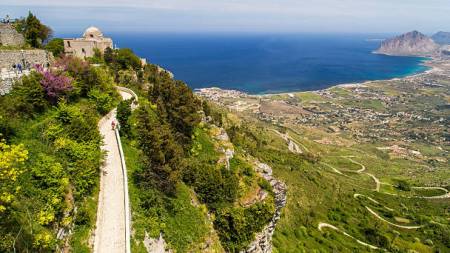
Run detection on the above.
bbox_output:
[197,58,450,169]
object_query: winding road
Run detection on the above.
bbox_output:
[318,155,447,246]
[93,89,134,253]
[272,129,303,154]
[365,207,423,229]
[318,223,379,250]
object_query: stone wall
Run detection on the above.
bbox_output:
[0,49,52,70]
[0,24,25,46]
[0,49,53,95]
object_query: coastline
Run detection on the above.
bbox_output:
[263,57,435,96]
[197,57,441,98]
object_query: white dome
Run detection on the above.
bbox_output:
[83,26,104,39]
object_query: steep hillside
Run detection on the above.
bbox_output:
[118,66,286,252]
[376,31,439,56]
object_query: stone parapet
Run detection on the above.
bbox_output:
[0,49,53,70]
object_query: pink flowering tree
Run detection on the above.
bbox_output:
[35,65,73,104]
[54,55,89,75]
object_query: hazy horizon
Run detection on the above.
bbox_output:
[2,0,450,35]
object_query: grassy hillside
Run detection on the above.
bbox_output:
[222,114,449,252]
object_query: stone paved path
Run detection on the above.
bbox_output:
[93,91,132,253]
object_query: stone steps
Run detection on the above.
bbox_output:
[0,70,31,95]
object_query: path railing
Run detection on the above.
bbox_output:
[114,86,138,253]
[114,127,131,253]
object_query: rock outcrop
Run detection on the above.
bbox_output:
[375,31,439,56]
[144,233,172,253]
[242,162,287,253]
[0,24,25,47]
[432,31,450,45]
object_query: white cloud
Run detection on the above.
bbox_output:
[2,0,449,33]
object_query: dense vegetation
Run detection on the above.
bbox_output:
[0,55,119,251]
[13,12,52,48]
[113,55,276,252]
[45,38,65,57]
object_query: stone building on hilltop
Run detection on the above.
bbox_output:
[64,27,113,58]
[0,23,25,47]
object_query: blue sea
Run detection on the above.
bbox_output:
[70,32,429,94]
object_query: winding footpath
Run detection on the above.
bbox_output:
[93,88,134,253]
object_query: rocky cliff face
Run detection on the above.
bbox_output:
[242,162,287,253]
[375,31,439,56]
[432,31,450,45]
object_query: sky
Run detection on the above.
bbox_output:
[1,0,449,35]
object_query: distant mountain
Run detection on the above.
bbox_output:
[375,31,439,56]
[432,31,450,45]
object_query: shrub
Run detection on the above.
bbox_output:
[116,48,142,70]
[184,161,239,208]
[362,228,390,248]
[51,103,101,143]
[394,179,411,191]
[11,72,48,114]
[214,201,275,252]
[0,115,15,141]
[258,177,273,192]
[54,138,101,198]
[88,88,114,115]
[117,99,132,136]
[45,38,64,57]
[0,141,28,213]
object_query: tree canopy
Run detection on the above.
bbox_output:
[14,12,52,48]
[45,38,64,56]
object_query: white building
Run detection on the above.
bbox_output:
[64,27,113,58]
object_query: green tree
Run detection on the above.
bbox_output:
[116,48,142,70]
[45,38,64,56]
[150,76,201,145]
[14,12,52,48]
[116,99,132,137]
[135,106,184,195]
[103,47,114,64]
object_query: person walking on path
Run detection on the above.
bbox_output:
[111,120,116,130]
[17,64,22,74]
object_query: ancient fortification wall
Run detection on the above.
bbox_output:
[0,50,53,95]
[0,23,25,46]
[0,49,52,70]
